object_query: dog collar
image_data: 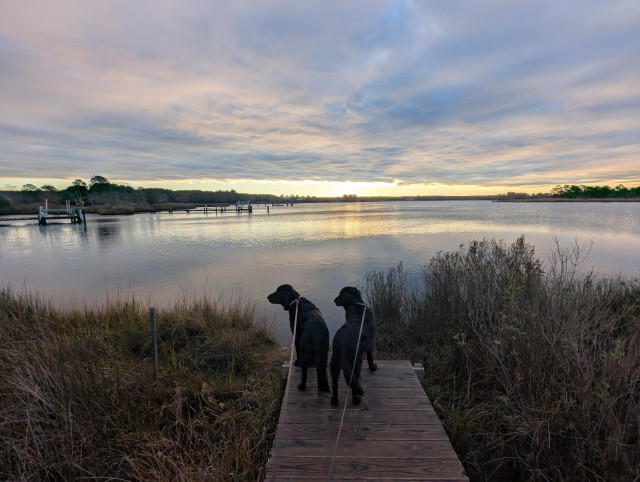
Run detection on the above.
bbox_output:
[289,298,300,307]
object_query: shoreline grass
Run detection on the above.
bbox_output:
[0,289,285,480]
[364,236,640,481]
[3,236,639,480]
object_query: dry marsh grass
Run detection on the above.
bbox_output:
[0,290,284,481]
[365,236,640,481]
[3,235,638,481]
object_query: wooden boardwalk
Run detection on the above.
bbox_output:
[266,360,468,481]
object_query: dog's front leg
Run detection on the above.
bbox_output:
[350,376,364,405]
[293,330,302,366]
[297,362,307,390]
[355,354,363,381]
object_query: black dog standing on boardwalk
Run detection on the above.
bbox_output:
[267,284,330,392]
[330,286,377,405]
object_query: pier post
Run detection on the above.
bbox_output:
[150,307,158,379]
[38,206,46,225]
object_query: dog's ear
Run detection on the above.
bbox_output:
[346,286,360,296]
[277,284,300,308]
[343,286,362,303]
[280,284,299,300]
[268,284,297,307]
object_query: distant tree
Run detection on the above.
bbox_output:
[548,183,640,199]
[66,179,89,204]
[0,195,10,212]
[550,185,568,197]
[21,183,38,192]
[40,184,58,192]
[567,185,583,198]
[89,176,114,195]
[614,184,629,198]
[500,192,530,200]
[90,175,109,186]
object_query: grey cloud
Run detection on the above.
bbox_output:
[1,0,639,190]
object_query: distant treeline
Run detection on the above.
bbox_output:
[498,184,640,200]
[1,176,283,210]
[2,177,639,214]
[0,175,502,212]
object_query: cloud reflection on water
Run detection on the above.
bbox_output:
[1,201,639,342]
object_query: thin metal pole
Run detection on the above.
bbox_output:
[150,307,158,379]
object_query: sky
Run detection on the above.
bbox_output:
[1,1,639,197]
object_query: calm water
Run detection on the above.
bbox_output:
[1,201,639,342]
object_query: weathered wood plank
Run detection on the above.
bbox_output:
[281,377,423,392]
[283,364,422,379]
[267,360,468,481]
[272,424,450,441]
[280,376,422,388]
[277,409,442,425]
[271,439,461,458]
[282,359,425,380]
[285,386,430,400]
[265,456,468,480]
[285,397,434,410]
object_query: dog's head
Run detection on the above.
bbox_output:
[334,286,364,308]
[267,284,300,311]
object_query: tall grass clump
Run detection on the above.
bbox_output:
[0,288,284,481]
[364,236,640,481]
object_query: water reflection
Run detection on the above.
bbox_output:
[95,221,121,249]
[1,201,639,342]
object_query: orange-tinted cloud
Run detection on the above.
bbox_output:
[1,0,639,195]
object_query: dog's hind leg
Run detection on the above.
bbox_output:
[330,354,340,405]
[297,362,308,390]
[315,354,330,392]
[297,351,309,391]
[293,338,301,367]
[341,358,364,404]
[366,349,377,371]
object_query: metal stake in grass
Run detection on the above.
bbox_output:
[150,307,158,379]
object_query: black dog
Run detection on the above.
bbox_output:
[330,286,377,405]
[267,284,330,392]
[335,286,377,371]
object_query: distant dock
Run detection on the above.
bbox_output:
[235,201,252,212]
[163,204,231,214]
[1,200,268,225]
[38,200,85,225]
[161,202,253,214]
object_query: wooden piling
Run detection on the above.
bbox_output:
[150,307,158,379]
